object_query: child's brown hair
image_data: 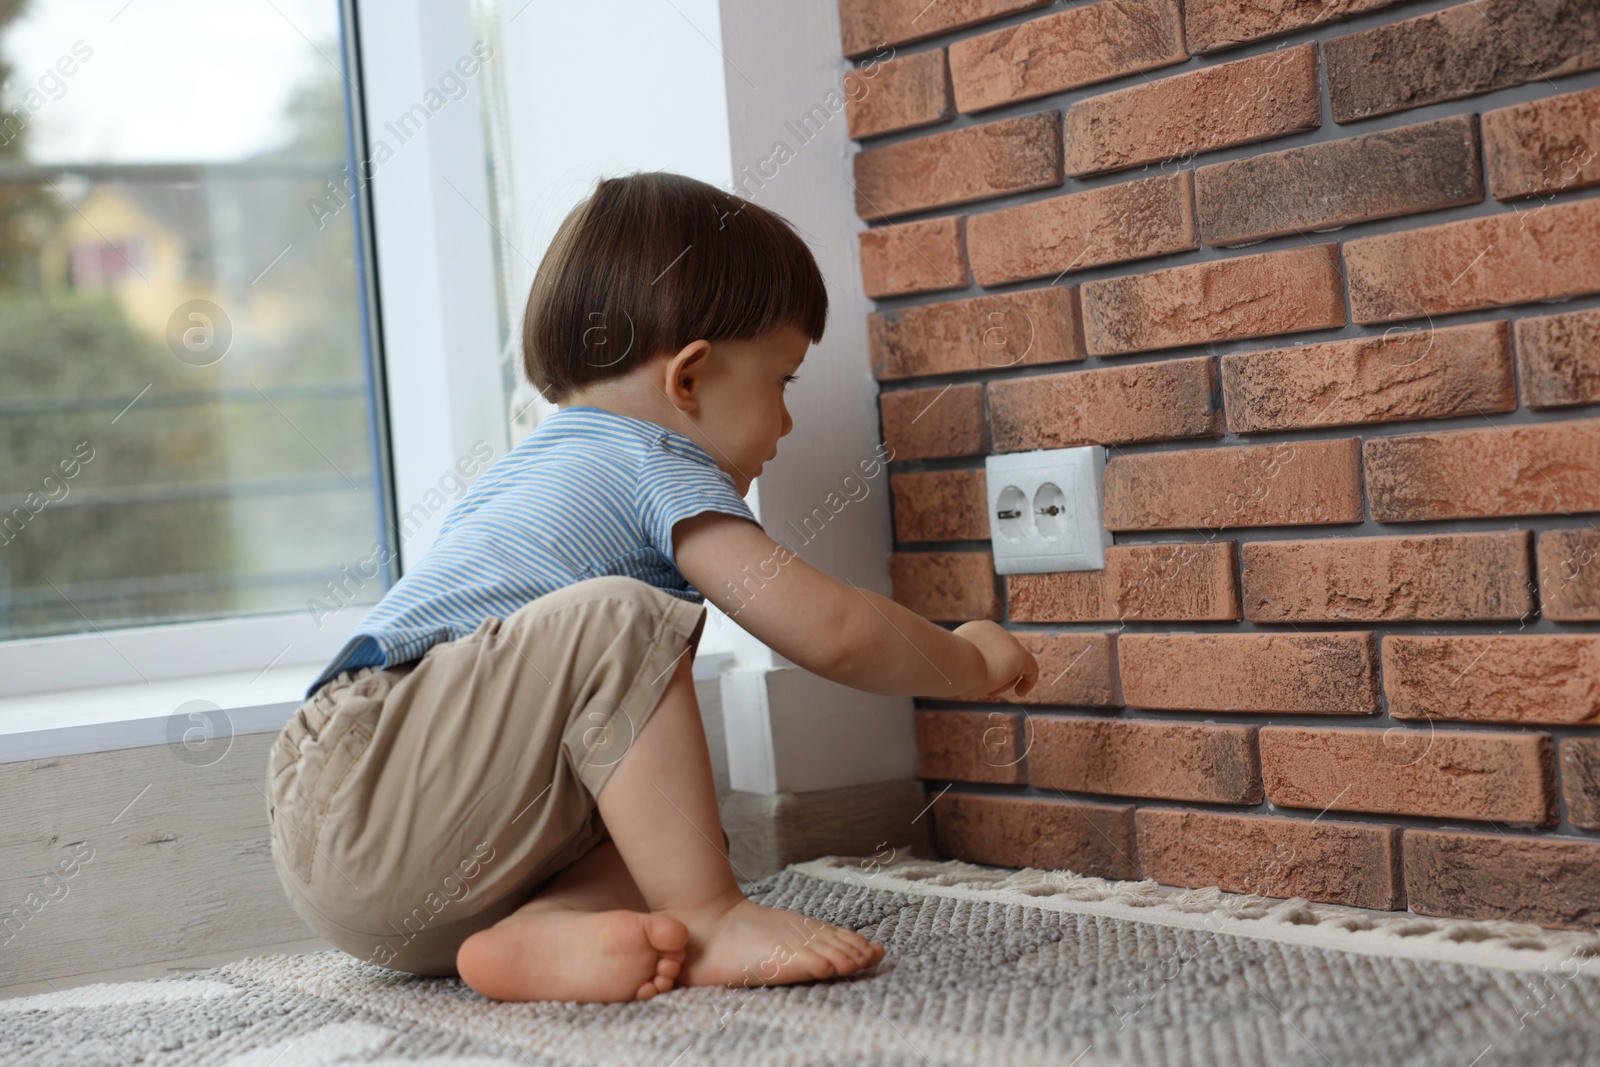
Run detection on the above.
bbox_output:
[522,171,829,401]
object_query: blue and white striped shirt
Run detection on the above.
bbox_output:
[305,406,758,698]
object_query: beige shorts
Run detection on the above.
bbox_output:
[264,575,706,977]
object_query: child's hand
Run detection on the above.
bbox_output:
[952,621,1038,700]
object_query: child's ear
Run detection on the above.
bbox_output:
[663,340,711,412]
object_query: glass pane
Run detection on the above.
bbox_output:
[0,0,390,639]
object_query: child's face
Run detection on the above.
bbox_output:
[691,324,808,496]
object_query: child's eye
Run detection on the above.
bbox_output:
[781,374,799,390]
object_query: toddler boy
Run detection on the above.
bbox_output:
[265,171,1038,1003]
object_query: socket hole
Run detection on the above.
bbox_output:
[996,485,1028,542]
[1033,482,1070,540]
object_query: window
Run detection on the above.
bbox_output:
[0,2,394,672]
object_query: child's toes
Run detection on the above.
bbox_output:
[835,930,872,958]
[799,949,839,981]
[838,939,871,967]
[652,973,674,993]
[635,979,662,1001]
[646,914,690,954]
[817,930,877,974]
[657,955,681,980]
[850,935,885,966]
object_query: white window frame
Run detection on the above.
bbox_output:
[0,0,504,710]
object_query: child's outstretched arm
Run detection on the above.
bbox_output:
[674,512,1038,700]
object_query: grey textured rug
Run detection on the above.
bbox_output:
[6,855,1600,1066]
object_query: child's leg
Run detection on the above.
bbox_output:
[594,649,884,988]
[455,651,883,1001]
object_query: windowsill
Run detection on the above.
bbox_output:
[0,650,737,766]
[0,664,320,766]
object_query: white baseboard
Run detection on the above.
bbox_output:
[721,665,917,794]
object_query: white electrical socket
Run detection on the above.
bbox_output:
[985,446,1112,574]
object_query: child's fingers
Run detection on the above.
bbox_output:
[1012,652,1039,697]
[986,673,1027,698]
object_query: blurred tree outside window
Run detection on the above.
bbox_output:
[0,0,391,641]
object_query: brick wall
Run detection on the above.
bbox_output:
[838,0,1600,929]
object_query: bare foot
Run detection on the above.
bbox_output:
[672,893,885,989]
[455,907,688,1003]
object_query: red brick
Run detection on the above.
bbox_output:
[967,172,1196,286]
[1081,244,1346,356]
[853,111,1062,221]
[949,0,1186,113]
[1561,738,1600,831]
[839,0,1053,59]
[1385,635,1600,727]
[1137,809,1403,910]
[868,286,1084,381]
[1104,438,1363,531]
[1029,717,1261,803]
[1539,528,1600,622]
[1119,632,1379,715]
[987,356,1219,453]
[1344,198,1600,323]
[1061,44,1320,177]
[1404,829,1600,929]
[1220,322,1515,433]
[1242,532,1535,623]
[932,792,1137,879]
[859,216,971,299]
[1008,541,1240,623]
[1195,115,1484,247]
[891,469,988,543]
[889,551,1000,621]
[1183,0,1410,55]
[989,632,1122,707]
[1482,86,1600,201]
[1363,418,1600,522]
[1324,0,1600,124]
[1260,726,1556,825]
[915,709,1025,784]
[844,49,954,141]
[879,382,989,461]
[1515,307,1600,409]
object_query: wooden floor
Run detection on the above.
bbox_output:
[0,934,334,1002]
